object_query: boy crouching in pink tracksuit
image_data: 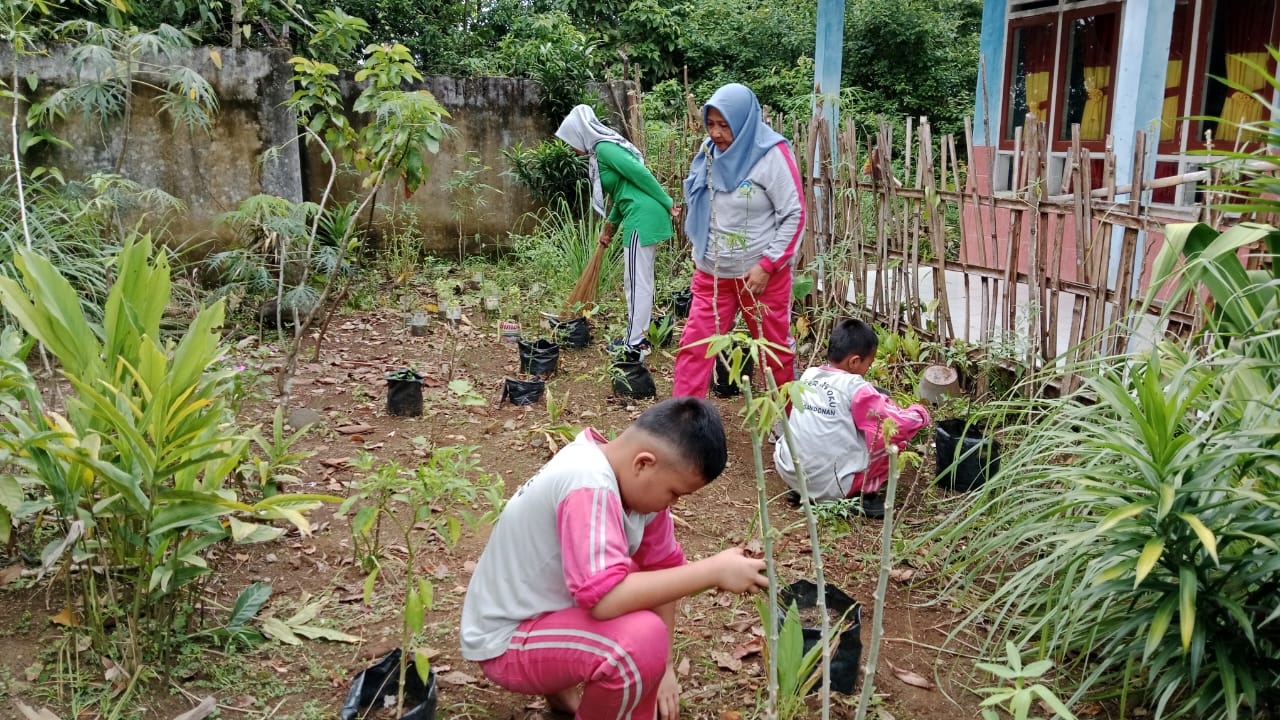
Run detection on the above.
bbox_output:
[460,398,768,720]
[773,318,931,519]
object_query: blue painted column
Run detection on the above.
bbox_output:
[1111,0,1174,194]
[974,0,1009,145]
[1108,0,1175,291]
[814,0,845,158]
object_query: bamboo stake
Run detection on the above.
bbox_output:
[854,448,899,720]
[1024,114,1045,370]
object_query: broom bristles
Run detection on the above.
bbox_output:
[563,243,606,316]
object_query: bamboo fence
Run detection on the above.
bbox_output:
[786,111,1235,395]
[654,85,1255,394]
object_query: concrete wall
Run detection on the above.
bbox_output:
[1,45,300,254]
[304,74,552,256]
[2,44,630,256]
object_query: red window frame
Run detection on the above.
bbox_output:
[1158,0,1280,154]
[999,3,1124,152]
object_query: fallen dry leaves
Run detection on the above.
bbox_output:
[710,651,742,672]
[731,637,764,660]
[886,659,935,689]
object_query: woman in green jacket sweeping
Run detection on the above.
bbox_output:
[556,104,679,357]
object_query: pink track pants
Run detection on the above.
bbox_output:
[849,426,919,495]
[478,606,669,720]
[672,267,795,399]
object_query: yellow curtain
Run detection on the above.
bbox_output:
[1161,59,1183,142]
[1080,65,1111,140]
[1026,71,1051,122]
[1219,52,1269,142]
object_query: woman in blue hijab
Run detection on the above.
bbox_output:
[672,83,806,398]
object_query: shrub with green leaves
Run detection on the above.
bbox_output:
[917,218,1279,718]
[502,138,589,210]
[0,236,334,674]
[338,446,503,716]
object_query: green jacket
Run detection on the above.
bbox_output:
[597,141,674,247]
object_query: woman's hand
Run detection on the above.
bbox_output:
[599,222,615,247]
[742,263,770,296]
[670,205,681,219]
[657,664,681,720]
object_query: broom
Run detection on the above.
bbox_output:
[561,240,606,318]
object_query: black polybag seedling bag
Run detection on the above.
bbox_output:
[501,376,545,406]
[611,360,656,399]
[670,288,693,320]
[385,368,425,417]
[517,338,560,377]
[712,349,754,398]
[552,316,591,348]
[777,579,864,694]
[340,648,437,720]
[934,418,1000,492]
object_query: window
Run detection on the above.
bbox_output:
[1004,19,1057,139]
[1001,5,1121,144]
[1060,12,1119,140]
[1199,0,1278,145]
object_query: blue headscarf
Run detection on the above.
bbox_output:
[683,84,788,261]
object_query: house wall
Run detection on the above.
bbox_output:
[968,0,1184,298]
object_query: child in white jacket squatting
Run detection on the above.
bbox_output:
[460,398,768,719]
[773,318,931,519]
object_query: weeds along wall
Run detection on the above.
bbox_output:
[0,44,625,257]
[0,44,301,255]
[300,74,549,256]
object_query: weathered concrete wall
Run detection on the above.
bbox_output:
[0,45,300,254]
[2,43,630,257]
[304,75,552,256]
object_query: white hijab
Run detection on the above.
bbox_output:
[555,104,643,217]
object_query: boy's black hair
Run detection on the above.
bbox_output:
[827,318,879,363]
[633,397,728,482]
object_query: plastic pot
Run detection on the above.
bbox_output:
[517,338,560,377]
[777,579,863,694]
[670,288,693,320]
[340,648,437,720]
[501,376,545,406]
[551,316,591,349]
[934,418,1000,492]
[385,369,425,417]
[611,360,656,400]
[648,314,676,348]
[712,349,754,398]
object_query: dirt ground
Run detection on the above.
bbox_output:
[0,295,990,720]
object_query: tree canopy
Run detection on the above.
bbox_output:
[56,0,982,132]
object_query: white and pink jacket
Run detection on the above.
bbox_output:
[773,365,931,500]
[695,143,805,278]
[460,430,685,662]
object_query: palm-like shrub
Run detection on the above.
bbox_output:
[915,53,1280,718]
[0,237,332,674]
[922,333,1278,718]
